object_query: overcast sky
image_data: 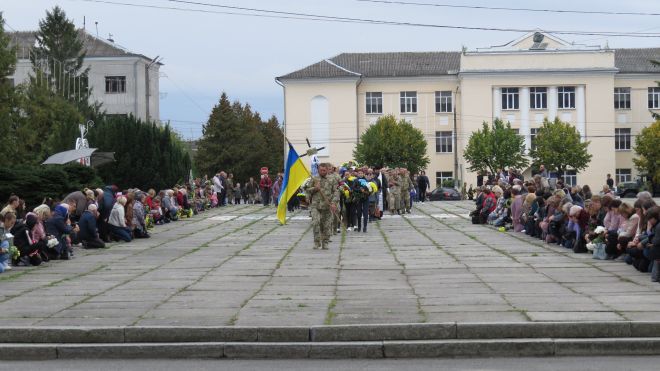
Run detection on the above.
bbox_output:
[3,0,660,139]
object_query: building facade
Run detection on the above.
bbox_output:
[9,30,161,122]
[276,31,660,189]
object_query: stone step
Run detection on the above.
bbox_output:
[3,338,660,360]
[3,322,660,344]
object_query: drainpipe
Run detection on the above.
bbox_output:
[275,78,287,167]
[355,76,363,146]
[133,60,139,118]
[453,85,460,189]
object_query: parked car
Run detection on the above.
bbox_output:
[616,181,660,198]
[428,187,461,201]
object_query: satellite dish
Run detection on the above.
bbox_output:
[533,32,545,43]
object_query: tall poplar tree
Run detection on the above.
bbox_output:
[0,13,19,165]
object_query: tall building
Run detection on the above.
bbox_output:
[9,30,161,122]
[276,31,660,189]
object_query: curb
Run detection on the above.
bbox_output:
[3,322,660,344]
[3,338,660,360]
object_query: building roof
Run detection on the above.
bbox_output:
[9,30,158,62]
[614,48,660,73]
[279,48,660,80]
[278,51,461,79]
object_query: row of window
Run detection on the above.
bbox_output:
[366,91,453,114]
[366,87,660,114]
[436,169,632,188]
[434,128,633,154]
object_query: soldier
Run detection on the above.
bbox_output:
[328,165,342,234]
[304,163,339,249]
[399,168,414,214]
[388,168,401,215]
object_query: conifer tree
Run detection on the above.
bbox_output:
[0,13,19,165]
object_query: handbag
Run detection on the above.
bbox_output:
[592,242,607,260]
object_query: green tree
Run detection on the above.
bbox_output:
[353,115,429,174]
[0,13,19,165]
[87,115,191,189]
[633,120,660,189]
[529,117,592,177]
[463,118,528,175]
[30,6,90,106]
[194,92,284,183]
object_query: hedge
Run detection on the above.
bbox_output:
[0,164,103,210]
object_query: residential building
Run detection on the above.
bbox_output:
[276,31,660,189]
[9,30,161,122]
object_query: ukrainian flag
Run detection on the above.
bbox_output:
[277,144,311,224]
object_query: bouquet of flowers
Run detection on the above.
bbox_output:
[8,245,19,260]
[145,214,155,229]
[586,226,606,251]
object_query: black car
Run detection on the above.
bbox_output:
[428,187,461,201]
[616,182,660,198]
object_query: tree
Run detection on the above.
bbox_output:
[529,117,592,177]
[463,118,528,175]
[30,6,90,106]
[633,120,660,189]
[87,115,192,190]
[353,115,429,174]
[0,13,19,165]
[194,92,284,183]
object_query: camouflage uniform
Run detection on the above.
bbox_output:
[400,172,413,213]
[304,173,339,249]
[329,171,342,234]
[388,172,401,214]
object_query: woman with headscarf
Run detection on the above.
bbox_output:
[44,203,79,260]
[10,213,47,266]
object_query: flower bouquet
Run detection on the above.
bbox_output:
[8,245,19,260]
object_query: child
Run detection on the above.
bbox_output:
[234,183,242,205]
[0,212,17,272]
[151,197,164,225]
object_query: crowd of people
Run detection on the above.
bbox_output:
[0,171,265,272]
[469,167,660,282]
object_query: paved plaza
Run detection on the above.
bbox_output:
[1,201,660,327]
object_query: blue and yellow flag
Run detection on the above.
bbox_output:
[277,144,311,224]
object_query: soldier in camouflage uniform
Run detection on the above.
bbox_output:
[387,168,401,215]
[328,165,342,234]
[304,163,339,249]
[399,168,414,213]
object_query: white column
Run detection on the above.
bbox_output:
[548,86,558,121]
[576,85,586,141]
[520,87,530,151]
[493,87,501,119]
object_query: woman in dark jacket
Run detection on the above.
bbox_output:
[11,213,47,266]
[45,204,77,260]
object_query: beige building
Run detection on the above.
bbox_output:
[276,31,660,189]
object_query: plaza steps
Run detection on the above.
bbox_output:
[2,322,660,359]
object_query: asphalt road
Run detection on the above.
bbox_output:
[1,356,657,371]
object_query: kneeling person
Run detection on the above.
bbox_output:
[79,204,105,249]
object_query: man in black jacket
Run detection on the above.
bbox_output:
[78,204,105,249]
[417,171,430,202]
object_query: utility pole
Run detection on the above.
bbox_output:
[145,56,160,123]
[453,86,459,189]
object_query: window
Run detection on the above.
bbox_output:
[365,92,382,114]
[649,87,660,109]
[105,76,126,93]
[530,87,547,109]
[435,91,452,113]
[435,131,452,153]
[615,128,631,150]
[563,170,577,187]
[616,169,632,184]
[614,87,631,110]
[436,171,453,187]
[400,91,417,113]
[530,128,539,151]
[106,114,128,120]
[501,87,519,110]
[558,86,576,109]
